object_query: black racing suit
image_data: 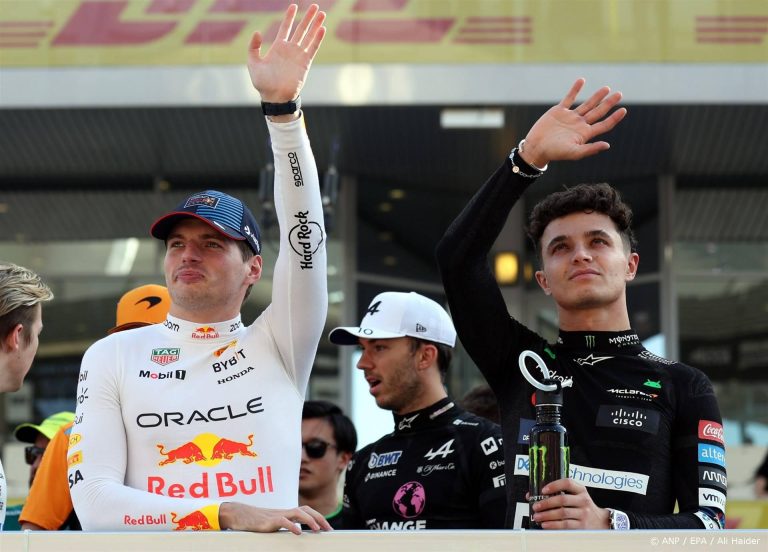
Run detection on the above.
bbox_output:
[435,157,726,530]
[342,397,507,529]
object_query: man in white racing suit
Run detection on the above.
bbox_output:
[68,4,330,534]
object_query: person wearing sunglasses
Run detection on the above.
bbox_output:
[330,291,507,530]
[0,262,53,531]
[14,411,76,488]
[299,401,357,529]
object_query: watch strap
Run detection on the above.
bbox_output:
[261,96,301,116]
[607,508,631,530]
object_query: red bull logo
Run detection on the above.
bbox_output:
[171,510,211,531]
[211,435,257,460]
[156,433,257,467]
[124,513,166,526]
[170,505,219,531]
[192,326,220,339]
[149,468,274,499]
[157,442,205,466]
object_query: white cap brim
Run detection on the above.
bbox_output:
[328,326,408,345]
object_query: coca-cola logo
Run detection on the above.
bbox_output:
[698,420,724,444]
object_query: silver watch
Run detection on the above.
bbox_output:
[607,508,630,530]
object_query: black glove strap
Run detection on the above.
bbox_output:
[261,96,301,116]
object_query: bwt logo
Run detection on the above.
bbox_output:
[288,152,303,187]
[368,451,402,469]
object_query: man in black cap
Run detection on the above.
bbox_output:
[68,4,329,534]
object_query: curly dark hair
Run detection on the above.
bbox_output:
[527,183,637,259]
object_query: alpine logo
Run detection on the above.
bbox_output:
[698,420,724,445]
[151,348,180,366]
[424,439,454,461]
[575,354,613,366]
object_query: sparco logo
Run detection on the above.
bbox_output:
[607,334,640,347]
[139,369,187,381]
[288,152,303,187]
[698,420,724,445]
[288,211,324,270]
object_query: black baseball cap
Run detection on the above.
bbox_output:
[150,190,261,255]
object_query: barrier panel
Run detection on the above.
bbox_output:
[0,529,765,552]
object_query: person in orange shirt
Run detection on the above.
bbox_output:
[19,284,170,530]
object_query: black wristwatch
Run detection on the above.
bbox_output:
[261,96,301,116]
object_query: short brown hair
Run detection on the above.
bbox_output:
[527,183,637,260]
[408,337,452,382]
[0,263,53,345]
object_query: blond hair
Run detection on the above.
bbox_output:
[0,262,54,344]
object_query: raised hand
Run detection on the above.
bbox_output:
[247,3,326,103]
[519,78,627,169]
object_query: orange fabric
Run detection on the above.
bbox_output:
[19,421,74,529]
[108,284,170,334]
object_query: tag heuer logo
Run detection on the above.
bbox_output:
[151,348,180,366]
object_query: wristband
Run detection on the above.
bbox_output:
[518,139,549,172]
[509,148,544,179]
[261,96,301,116]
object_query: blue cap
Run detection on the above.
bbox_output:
[150,190,261,255]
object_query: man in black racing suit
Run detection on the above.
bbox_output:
[436,80,725,530]
[329,291,506,529]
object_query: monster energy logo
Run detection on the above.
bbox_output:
[585,335,596,348]
[529,445,570,487]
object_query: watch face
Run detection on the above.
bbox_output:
[614,511,630,530]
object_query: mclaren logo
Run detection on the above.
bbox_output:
[136,296,163,309]
[575,354,613,366]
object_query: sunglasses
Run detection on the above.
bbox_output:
[24,445,46,465]
[302,439,336,459]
